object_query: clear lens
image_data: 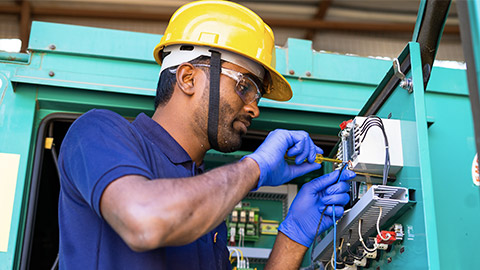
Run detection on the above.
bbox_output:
[193,64,262,104]
[235,76,261,104]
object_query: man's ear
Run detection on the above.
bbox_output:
[176,63,197,96]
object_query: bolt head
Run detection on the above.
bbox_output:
[48,71,55,77]
[306,71,311,77]
[289,70,295,75]
[49,44,56,50]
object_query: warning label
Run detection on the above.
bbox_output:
[473,154,479,186]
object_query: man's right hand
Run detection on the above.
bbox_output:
[243,129,323,189]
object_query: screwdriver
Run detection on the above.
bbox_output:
[285,153,342,164]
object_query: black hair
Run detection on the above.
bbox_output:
[154,55,212,109]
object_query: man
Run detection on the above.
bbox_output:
[57,0,355,269]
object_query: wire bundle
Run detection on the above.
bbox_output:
[310,116,392,268]
[310,163,348,269]
[356,116,391,185]
[229,248,249,269]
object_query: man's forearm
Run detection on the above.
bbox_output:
[265,232,308,270]
[100,157,260,250]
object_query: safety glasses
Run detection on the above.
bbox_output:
[193,64,263,105]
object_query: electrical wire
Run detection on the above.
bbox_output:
[357,116,391,185]
[376,207,391,241]
[345,229,364,261]
[310,163,348,268]
[358,219,377,253]
[311,207,327,267]
[333,205,337,270]
[48,123,60,270]
[229,248,243,268]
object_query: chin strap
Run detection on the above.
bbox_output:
[207,50,221,150]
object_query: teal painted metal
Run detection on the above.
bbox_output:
[425,78,479,269]
[408,42,439,270]
[0,82,37,268]
[0,52,29,64]
[0,22,476,269]
[355,43,437,269]
[360,41,479,269]
[412,0,427,41]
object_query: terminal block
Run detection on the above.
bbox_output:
[227,204,260,244]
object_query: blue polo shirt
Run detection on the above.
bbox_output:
[58,109,230,269]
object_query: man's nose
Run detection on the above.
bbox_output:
[244,101,260,119]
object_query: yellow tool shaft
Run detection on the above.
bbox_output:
[286,154,342,164]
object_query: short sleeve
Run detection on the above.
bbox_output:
[59,109,154,217]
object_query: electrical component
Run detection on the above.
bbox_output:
[231,211,238,223]
[240,211,247,223]
[336,116,404,184]
[227,204,263,243]
[311,185,409,263]
[248,210,255,223]
[376,231,396,245]
[229,227,236,246]
[260,220,279,235]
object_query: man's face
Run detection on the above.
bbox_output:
[195,62,261,153]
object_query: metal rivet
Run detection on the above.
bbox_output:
[289,70,295,75]
[400,247,405,253]
[306,71,311,77]
[49,44,56,50]
[49,71,55,77]
[387,257,392,263]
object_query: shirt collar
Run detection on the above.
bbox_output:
[132,113,194,165]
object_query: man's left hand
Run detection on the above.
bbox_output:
[278,169,355,247]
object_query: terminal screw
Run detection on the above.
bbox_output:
[49,71,55,77]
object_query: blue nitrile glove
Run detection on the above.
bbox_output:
[278,169,356,247]
[242,129,323,189]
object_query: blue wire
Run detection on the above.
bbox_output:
[333,205,336,270]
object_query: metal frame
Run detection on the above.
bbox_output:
[457,0,480,155]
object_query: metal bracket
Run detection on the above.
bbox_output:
[393,58,413,93]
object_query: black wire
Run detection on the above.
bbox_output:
[310,163,348,268]
[48,123,60,270]
[358,117,390,185]
[345,229,364,261]
[310,207,327,268]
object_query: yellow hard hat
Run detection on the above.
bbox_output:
[153,0,292,102]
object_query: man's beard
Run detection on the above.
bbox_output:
[194,87,251,153]
[214,102,251,153]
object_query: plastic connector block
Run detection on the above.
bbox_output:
[312,185,409,263]
[376,231,396,245]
